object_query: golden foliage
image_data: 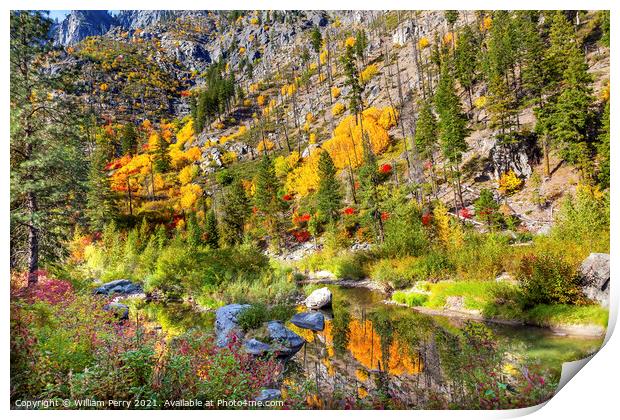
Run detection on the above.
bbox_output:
[332,102,345,116]
[257,94,267,107]
[309,132,317,144]
[319,49,328,65]
[498,170,523,195]
[179,183,202,210]
[345,36,356,48]
[331,86,341,99]
[178,164,198,185]
[257,139,275,152]
[418,37,430,49]
[285,149,321,196]
[378,106,398,130]
[474,96,487,108]
[322,107,392,169]
[359,64,378,84]
[481,16,493,32]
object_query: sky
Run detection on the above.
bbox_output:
[47,10,120,22]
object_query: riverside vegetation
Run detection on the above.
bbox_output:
[11,10,610,409]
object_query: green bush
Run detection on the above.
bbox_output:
[515,254,586,308]
[236,303,296,331]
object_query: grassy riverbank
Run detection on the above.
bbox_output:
[392,281,608,332]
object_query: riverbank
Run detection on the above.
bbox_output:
[300,277,608,337]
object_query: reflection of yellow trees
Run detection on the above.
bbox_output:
[346,319,383,371]
[346,318,423,376]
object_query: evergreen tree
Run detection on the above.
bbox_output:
[474,189,501,229]
[354,30,368,65]
[358,132,385,242]
[120,122,138,156]
[549,49,594,168]
[186,213,202,248]
[154,134,171,173]
[219,179,250,246]
[316,150,342,224]
[435,61,468,208]
[597,102,610,188]
[414,101,438,162]
[454,24,478,109]
[342,42,363,119]
[86,135,116,231]
[10,11,88,283]
[204,208,220,248]
[254,155,286,250]
[435,62,468,164]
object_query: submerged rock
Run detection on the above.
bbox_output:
[579,253,610,307]
[291,311,325,331]
[103,302,129,320]
[304,287,332,309]
[215,303,251,346]
[94,279,143,296]
[255,389,282,402]
[267,321,305,357]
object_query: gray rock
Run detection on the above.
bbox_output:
[445,296,464,312]
[579,253,610,307]
[94,279,143,296]
[291,312,325,331]
[244,338,272,356]
[215,304,251,346]
[485,133,540,180]
[255,389,282,402]
[103,302,129,320]
[304,287,332,309]
[267,321,305,357]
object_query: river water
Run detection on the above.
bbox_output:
[137,285,603,409]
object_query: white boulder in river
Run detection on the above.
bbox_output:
[304,287,332,309]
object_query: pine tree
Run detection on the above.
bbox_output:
[414,101,438,162]
[454,24,479,109]
[120,122,138,156]
[474,189,501,229]
[435,61,468,209]
[154,133,171,173]
[355,30,368,65]
[86,136,116,231]
[597,102,610,189]
[186,213,202,248]
[254,155,286,249]
[219,179,250,246]
[310,26,323,79]
[341,42,363,119]
[358,132,384,242]
[204,208,219,248]
[316,150,342,224]
[10,11,88,283]
[435,62,468,164]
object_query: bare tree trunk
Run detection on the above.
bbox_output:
[27,191,39,286]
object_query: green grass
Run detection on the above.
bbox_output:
[392,290,428,307]
[525,304,609,328]
[424,281,500,311]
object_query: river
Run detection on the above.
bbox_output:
[135,284,603,408]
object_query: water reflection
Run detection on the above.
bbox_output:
[285,286,603,408]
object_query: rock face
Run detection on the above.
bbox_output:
[53,11,116,46]
[444,296,465,312]
[484,134,540,180]
[94,279,143,296]
[291,312,325,331]
[215,303,251,346]
[103,302,129,320]
[579,253,610,307]
[267,321,305,357]
[304,287,332,309]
